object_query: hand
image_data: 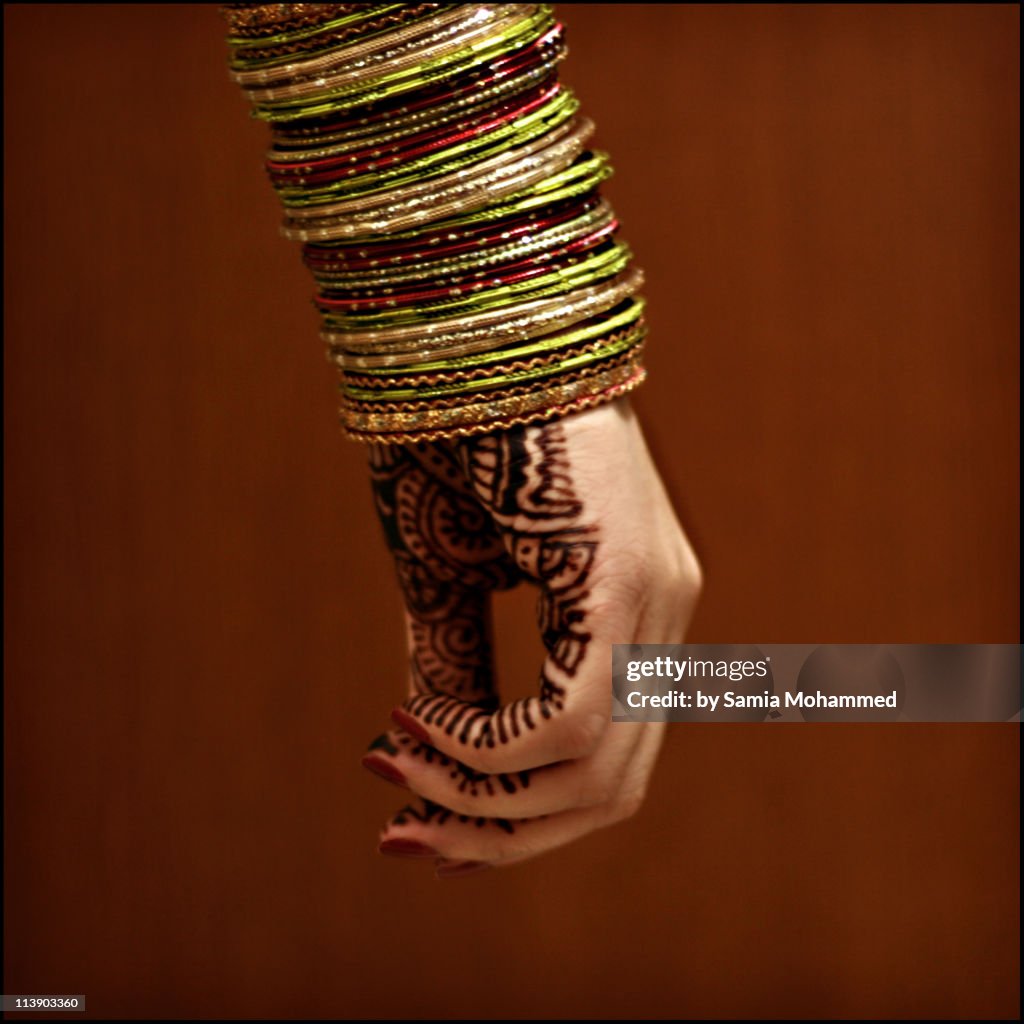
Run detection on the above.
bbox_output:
[361,397,703,875]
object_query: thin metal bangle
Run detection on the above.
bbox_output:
[326,268,645,366]
[238,5,538,101]
[231,4,484,86]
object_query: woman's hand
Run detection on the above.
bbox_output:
[361,397,702,875]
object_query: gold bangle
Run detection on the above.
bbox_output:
[341,342,639,409]
[230,5,486,87]
[326,267,644,365]
[266,35,564,150]
[341,324,646,398]
[341,348,638,413]
[223,3,349,39]
[340,361,647,443]
[334,297,645,376]
[248,8,554,121]
[265,67,561,160]
[282,112,582,219]
[229,5,438,67]
[280,117,593,240]
[271,88,578,205]
[237,5,539,103]
[311,201,614,289]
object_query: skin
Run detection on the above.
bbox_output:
[361,397,703,874]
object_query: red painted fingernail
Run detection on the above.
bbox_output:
[378,838,438,858]
[361,755,407,788]
[436,860,492,879]
[391,708,431,744]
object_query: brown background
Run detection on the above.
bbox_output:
[4,4,1019,1019]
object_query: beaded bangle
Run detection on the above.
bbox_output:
[230,6,441,69]
[223,4,354,39]
[223,2,650,443]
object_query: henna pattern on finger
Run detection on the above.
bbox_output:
[392,797,519,835]
[404,690,559,749]
[369,421,600,850]
[372,731,533,799]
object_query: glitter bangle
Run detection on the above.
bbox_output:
[223,3,651,443]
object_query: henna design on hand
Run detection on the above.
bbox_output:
[459,426,584,525]
[459,426,597,680]
[367,419,598,828]
[369,441,519,703]
[369,419,596,719]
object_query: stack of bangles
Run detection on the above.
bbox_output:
[222,2,648,444]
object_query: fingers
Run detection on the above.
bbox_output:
[361,719,647,818]
[376,721,666,869]
[365,407,701,869]
[380,800,622,865]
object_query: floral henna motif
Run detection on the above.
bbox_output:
[458,422,583,526]
[459,422,597,681]
[369,441,519,702]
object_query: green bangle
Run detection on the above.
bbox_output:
[320,243,633,330]
[341,325,647,401]
[344,298,646,375]
[248,7,553,117]
[273,89,579,207]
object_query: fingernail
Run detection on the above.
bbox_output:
[378,838,438,858]
[391,708,432,744]
[436,860,492,879]
[361,755,407,788]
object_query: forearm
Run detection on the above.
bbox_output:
[221,3,702,871]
